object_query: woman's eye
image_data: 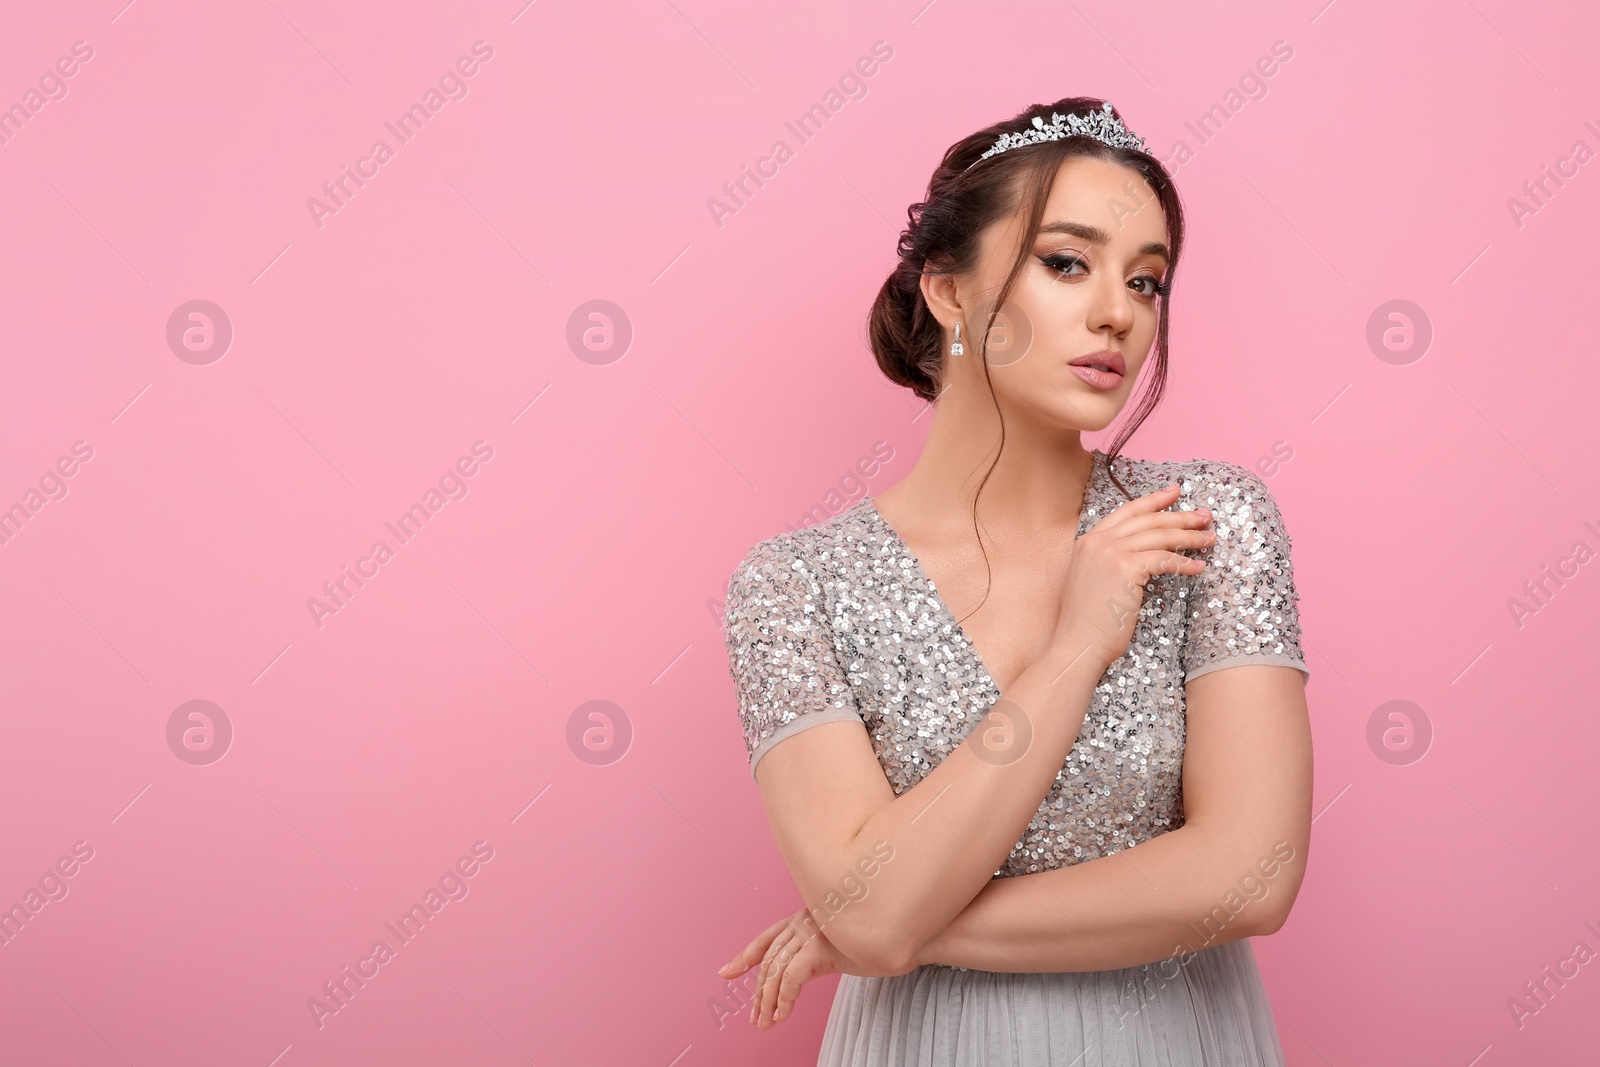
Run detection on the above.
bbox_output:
[1042,254,1166,297]
[1041,253,1087,277]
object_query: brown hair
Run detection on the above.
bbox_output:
[866,97,1186,617]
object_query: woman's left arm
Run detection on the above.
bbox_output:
[910,662,1313,973]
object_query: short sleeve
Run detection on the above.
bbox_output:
[1179,463,1310,685]
[722,540,865,779]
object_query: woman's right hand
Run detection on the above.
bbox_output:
[1050,482,1214,672]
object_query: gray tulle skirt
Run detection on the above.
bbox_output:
[816,938,1285,1066]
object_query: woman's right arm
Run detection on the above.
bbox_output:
[751,642,1101,974]
[735,483,1215,974]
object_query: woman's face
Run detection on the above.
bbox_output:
[947,155,1170,432]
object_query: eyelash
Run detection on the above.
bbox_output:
[1041,253,1172,299]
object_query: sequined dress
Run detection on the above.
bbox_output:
[721,451,1310,1067]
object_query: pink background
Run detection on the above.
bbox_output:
[1,1,1596,1064]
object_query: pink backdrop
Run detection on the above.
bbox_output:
[2,1,1596,1064]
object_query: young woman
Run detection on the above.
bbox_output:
[717,97,1313,1066]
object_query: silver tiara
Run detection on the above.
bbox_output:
[967,102,1147,170]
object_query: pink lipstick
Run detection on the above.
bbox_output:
[1068,349,1125,390]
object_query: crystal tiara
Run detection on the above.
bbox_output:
[966,101,1148,170]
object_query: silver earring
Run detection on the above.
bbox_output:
[949,321,964,357]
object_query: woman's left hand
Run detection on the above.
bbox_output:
[718,908,911,1028]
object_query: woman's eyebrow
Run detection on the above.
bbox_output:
[1040,219,1169,259]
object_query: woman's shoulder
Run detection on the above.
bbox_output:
[1177,455,1286,521]
[1102,452,1294,555]
[723,499,879,595]
[1104,450,1276,504]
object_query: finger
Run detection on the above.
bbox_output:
[752,921,796,1023]
[1096,482,1184,528]
[759,937,801,1028]
[758,924,798,977]
[773,942,819,1024]
[754,927,792,1011]
[720,913,795,978]
[1099,504,1213,539]
[763,932,808,1027]
[775,938,832,1023]
[754,927,798,1024]
[757,941,785,1027]
[1131,549,1208,578]
[1114,525,1217,556]
[1107,550,1204,588]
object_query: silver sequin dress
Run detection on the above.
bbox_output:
[722,450,1310,1067]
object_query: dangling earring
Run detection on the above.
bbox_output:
[949,321,964,357]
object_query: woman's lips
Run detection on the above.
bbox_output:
[1068,349,1125,390]
[1068,361,1124,390]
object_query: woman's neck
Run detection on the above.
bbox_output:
[876,398,1097,537]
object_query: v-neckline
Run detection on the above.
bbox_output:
[859,449,1107,692]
